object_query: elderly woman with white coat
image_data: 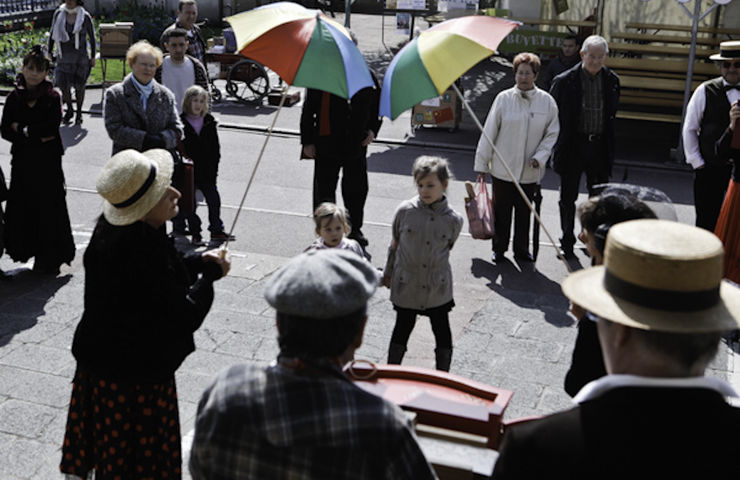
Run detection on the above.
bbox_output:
[474,52,559,263]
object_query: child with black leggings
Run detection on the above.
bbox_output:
[382,156,463,371]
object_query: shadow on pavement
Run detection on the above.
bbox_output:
[60,125,88,147]
[0,271,72,348]
[470,257,574,328]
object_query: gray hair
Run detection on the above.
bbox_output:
[581,35,609,55]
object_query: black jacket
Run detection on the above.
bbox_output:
[181,112,220,186]
[72,216,221,382]
[494,386,740,479]
[549,63,620,175]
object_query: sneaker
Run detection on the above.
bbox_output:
[211,231,236,242]
[192,234,205,246]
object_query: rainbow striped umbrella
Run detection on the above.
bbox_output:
[225,1,374,99]
[379,16,519,119]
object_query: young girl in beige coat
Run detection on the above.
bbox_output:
[382,157,463,371]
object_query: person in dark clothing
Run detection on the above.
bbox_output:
[550,35,620,258]
[494,219,740,479]
[0,45,75,275]
[300,73,381,248]
[563,192,655,397]
[683,40,740,232]
[179,85,233,244]
[539,35,580,92]
[713,99,740,284]
[0,165,7,279]
[60,148,230,480]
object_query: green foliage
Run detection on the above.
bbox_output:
[0,21,49,86]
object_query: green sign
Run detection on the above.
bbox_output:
[498,29,567,54]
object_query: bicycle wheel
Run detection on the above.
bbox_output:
[225,59,270,105]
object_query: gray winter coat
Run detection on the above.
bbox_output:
[103,74,183,155]
[384,195,463,311]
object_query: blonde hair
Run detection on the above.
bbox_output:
[412,156,451,184]
[182,85,209,117]
[313,203,351,236]
[126,40,164,69]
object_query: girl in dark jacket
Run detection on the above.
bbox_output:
[60,148,230,479]
[178,85,233,245]
[1,45,75,274]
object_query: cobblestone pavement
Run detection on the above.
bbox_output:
[0,13,738,479]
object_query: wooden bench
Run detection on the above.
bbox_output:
[605,56,718,76]
[611,32,721,47]
[608,42,714,59]
[625,21,740,38]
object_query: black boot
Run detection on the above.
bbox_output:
[435,347,453,372]
[387,343,406,364]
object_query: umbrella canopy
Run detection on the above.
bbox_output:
[226,1,374,99]
[379,16,519,120]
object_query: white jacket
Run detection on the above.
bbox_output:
[474,86,560,184]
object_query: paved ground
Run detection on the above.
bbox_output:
[0,12,738,479]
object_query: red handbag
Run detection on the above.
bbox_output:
[465,177,494,240]
[173,140,196,216]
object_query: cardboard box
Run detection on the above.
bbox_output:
[411,86,463,130]
[100,22,134,58]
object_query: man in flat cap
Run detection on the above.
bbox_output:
[683,40,740,231]
[189,249,437,480]
[493,219,740,479]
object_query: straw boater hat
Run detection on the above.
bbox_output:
[562,219,740,333]
[96,149,174,226]
[710,40,740,61]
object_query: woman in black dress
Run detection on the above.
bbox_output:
[0,45,74,274]
[60,148,230,479]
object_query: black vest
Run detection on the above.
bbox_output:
[699,78,731,166]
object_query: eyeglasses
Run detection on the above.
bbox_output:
[722,61,740,69]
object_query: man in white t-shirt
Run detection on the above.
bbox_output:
[156,28,208,113]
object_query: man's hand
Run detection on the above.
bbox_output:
[302,144,316,159]
[530,158,540,168]
[361,130,375,147]
[729,102,740,131]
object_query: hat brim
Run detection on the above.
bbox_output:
[710,53,737,61]
[102,149,174,226]
[562,266,740,332]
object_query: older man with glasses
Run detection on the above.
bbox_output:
[683,40,740,232]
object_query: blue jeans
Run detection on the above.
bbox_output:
[173,183,225,234]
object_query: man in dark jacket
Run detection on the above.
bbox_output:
[493,219,740,480]
[550,35,619,258]
[160,0,207,66]
[300,77,381,247]
[539,35,580,92]
[682,40,740,231]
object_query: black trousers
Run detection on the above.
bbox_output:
[491,177,536,255]
[693,164,732,232]
[313,144,369,233]
[558,139,610,249]
[390,309,453,349]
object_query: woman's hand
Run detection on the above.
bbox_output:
[730,102,740,131]
[90,58,96,68]
[203,248,231,277]
[476,172,487,182]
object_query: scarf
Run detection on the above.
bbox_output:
[14,73,53,103]
[131,75,154,110]
[51,5,86,59]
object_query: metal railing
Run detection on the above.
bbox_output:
[0,0,57,15]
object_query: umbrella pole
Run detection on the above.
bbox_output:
[220,86,290,253]
[450,83,572,272]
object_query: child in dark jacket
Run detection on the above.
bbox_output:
[180,85,234,245]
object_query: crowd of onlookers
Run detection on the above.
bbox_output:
[0,0,739,478]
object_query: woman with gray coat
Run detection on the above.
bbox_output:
[103,41,183,155]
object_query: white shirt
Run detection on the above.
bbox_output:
[573,373,738,404]
[161,56,195,114]
[682,78,740,170]
[474,86,560,184]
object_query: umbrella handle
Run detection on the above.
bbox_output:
[450,83,571,273]
[221,84,291,251]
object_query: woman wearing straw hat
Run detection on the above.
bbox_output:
[714,97,740,284]
[494,219,740,478]
[59,149,230,479]
[0,45,75,275]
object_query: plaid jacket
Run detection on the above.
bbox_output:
[190,360,437,480]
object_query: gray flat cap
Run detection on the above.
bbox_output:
[264,249,378,319]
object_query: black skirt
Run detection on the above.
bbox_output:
[60,366,182,479]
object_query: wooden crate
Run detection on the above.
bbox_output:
[100,22,133,58]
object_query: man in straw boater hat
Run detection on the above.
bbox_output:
[683,40,740,232]
[493,219,740,479]
[189,249,437,479]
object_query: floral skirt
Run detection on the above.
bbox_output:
[60,366,182,480]
[715,179,740,284]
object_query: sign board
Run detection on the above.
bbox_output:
[387,0,426,9]
[497,29,567,54]
[438,0,479,11]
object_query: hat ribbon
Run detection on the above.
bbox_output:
[603,270,720,312]
[112,163,157,208]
